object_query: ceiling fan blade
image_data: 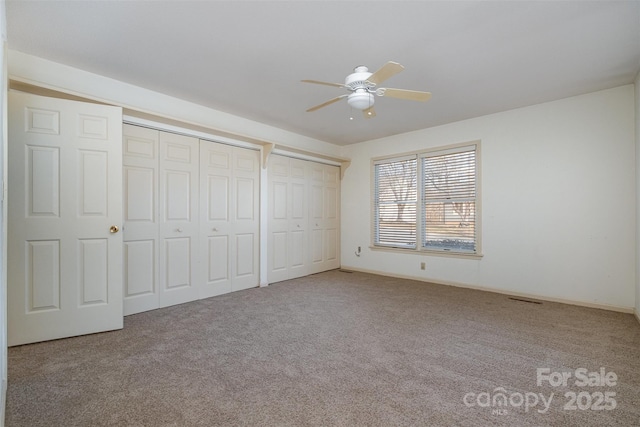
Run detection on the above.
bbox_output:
[306,94,348,112]
[378,88,432,102]
[301,79,347,88]
[366,61,405,86]
[363,106,376,119]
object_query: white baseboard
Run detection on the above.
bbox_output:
[341,265,635,314]
[635,309,640,325]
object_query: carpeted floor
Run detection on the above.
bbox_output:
[5,270,640,426]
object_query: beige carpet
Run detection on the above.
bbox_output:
[6,270,640,426]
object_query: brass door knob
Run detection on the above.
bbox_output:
[110,225,120,233]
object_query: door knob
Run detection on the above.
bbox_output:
[176,228,183,233]
[110,225,120,233]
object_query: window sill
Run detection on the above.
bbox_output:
[369,245,484,260]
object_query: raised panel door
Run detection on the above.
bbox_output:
[122,124,159,315]
[159,132,199,307]
[267,154,291,283]
[8,91,123,346]
[199,141,232,298]
[230,146,259,291]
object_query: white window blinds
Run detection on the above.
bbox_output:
[421,146,476,253]
[373,156,417,248]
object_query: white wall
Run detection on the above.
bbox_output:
[0,3,7,425]
[341,85,636,311]
[635,72,640,319]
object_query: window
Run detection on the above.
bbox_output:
[373,156,417,248]
[372,143,480,255]
[421,146,477,253]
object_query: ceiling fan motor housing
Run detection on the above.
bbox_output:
[345,66,373,87]
[346,66,375,110]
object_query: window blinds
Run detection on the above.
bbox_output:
[373,157,417,248]
[421,147,476,252]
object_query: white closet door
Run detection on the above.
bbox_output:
[308,163,340,273]
[122,125,159,315]
[309,163,325,274]
[8,91,123,346]
[200,141,260,296]
[159,132,199,307]
[200,141,233,297]
[268,155,341,283]
[268,155,292,283]
[288,159,308,280]
[323,164,341,270]
[231,145,260,291]
[268,155,312,283]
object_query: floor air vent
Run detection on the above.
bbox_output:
[508,297,542,305]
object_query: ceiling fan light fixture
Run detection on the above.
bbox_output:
[347,90,374,110]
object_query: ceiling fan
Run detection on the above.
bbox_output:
[302,61,431,118]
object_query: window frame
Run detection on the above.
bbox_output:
[371,141,482,258]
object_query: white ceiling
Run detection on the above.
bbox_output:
[6,1,640,146]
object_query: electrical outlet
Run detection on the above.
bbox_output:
[420,262,426,270]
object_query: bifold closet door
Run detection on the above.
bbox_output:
[123,125,160,315]
[289,158,309,279]
[309,163,341,274]
[323,164,341,271]
[123,126,199,314]
[267,155,287,283]
[268,155,340,283]
[199,140,259,298]
[159,132,200,307]
[268,155,310,283]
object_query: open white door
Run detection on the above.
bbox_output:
[8,91,123,346]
